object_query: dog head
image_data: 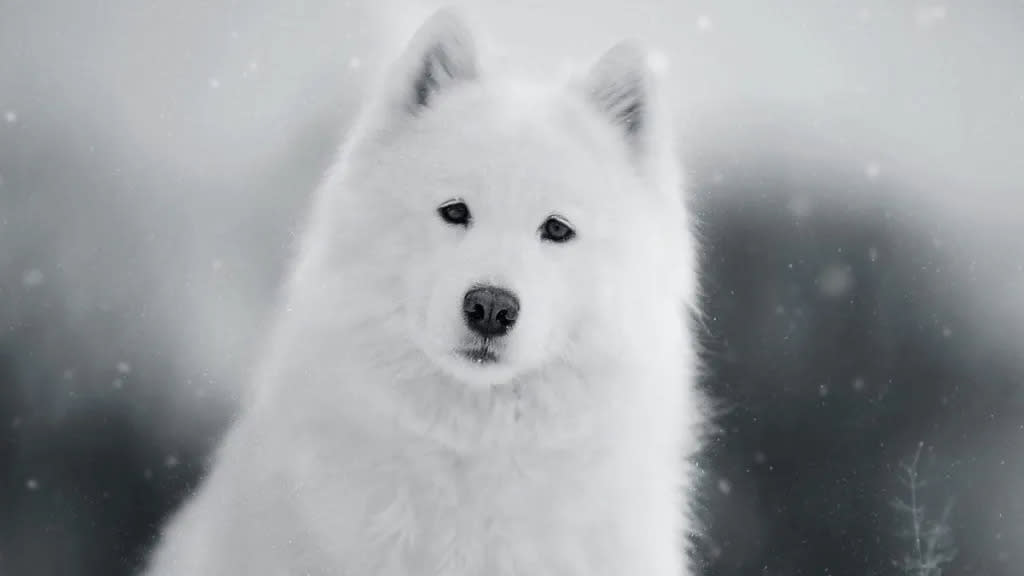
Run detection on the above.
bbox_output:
[329,8,691,388]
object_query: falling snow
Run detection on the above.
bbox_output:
[640,51,665,76]
[243,60,260,78]
[788,195,814,219]
[915,4,947,28]
[717,478,732,495]
[817,264,854,298]
[0,5,1020,575]
[21,269,44,288]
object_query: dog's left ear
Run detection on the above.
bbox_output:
[387,8,479,116]
[581,41,664,158]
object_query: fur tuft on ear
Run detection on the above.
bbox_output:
[391,8,479,115]
[582,41,660,152]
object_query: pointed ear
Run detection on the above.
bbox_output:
[582,41,663,155]
[387,8,479,115]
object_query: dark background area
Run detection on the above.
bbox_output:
[2,1,1022,575]
[689,128,1023,576]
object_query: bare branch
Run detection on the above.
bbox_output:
[892,443,956,576]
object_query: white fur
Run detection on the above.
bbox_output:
[145,9,702,576]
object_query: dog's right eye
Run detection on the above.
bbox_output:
[437,200,471,227]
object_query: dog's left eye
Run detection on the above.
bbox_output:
[540,216,575,243]
[438,200,471,227]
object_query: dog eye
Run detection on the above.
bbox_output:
[540,215,575,243]
[438,200,471,227]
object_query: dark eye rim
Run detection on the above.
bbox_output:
[540,214,576,243]
[437,199,471,226]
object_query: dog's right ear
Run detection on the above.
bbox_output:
[581,41,661,159]
[385,8,479,116]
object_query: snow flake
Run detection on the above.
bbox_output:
[717,477,732,495]
[25,478,39,491]
[349,56,362,70]
[817,264,854,298]
[819,384,830,397]
[21,268,44,288]
[243,60,260,78]
[915,4,947,28]
[787,194,813,219]
[647,50,669,75]
[116,361,132,375]
[869,247,879,263]
[696,15,713,32]
[852,377,866,392]
[4,110,17,124]
[164,454,180,469]
[942,326,953,338]
[864,162,882,180]
[208,77,222,89]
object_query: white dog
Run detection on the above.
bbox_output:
[146,8,702,575]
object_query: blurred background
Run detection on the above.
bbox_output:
[1,1,1022,574]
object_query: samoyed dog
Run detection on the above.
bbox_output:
[146,7,701,575]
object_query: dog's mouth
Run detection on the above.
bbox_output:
[458,340,500,365]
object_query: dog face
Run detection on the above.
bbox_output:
[332,9,687,388]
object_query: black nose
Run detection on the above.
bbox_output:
[463,285,520,338]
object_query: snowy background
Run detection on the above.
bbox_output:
[1,1,1022,574]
